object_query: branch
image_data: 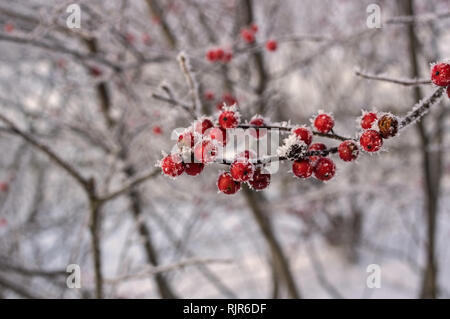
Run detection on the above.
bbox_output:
[104,258,232,283]
[238,124,353,141]
[0,114,89,189]
[0,33,122,72]
[385,10,450,25]
[151,93,196,118]
[99,168,160,203]
[355,69,431,86]
[400,86,446,128]
[177,53,202,117]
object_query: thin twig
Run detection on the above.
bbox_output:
[0,113,89,189]
[99,168,160,203]
[104,258,233,284]
[400,86,446,128]
[355,69,431,86]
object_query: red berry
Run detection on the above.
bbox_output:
[250,23,259,33]
[89,66,102,77]
[266,40,277,51]
[314,113,334,133]
[194,118,214,134]
[338,140,359,162]
[308,143,326,166]
[184,162,204,176]
[359,130,383,152]
[249,168,270,190]
[178,131,195,148]
[230,160,254,182]
[293,127,312,145]
[204,91,215,101]
[153,126,162,135]
[216,48,225,60]
[361,112,378,129]
[206,127,226,145]
[194,140,217,163]
[292,160,313,179]
[161,154,184,177]
[125,32,135,44]
[314,157,336,181]
[219,111,239,129]
[249,117,265,139]
[222,51,233,63]
[4,23,14,33]
[241,29,255,43]
[217,172,241,195]
[0,182,9,192]
[431,63,450,87]
[206,49,217,62]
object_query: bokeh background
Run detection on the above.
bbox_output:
[0,0,449,298]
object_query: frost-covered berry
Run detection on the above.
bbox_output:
[431,63,450,87]
[314,113,334,133]
[219,111,239,129]
[230,160,254,182]
[194,140,217,163]
[314,157,336,181]
[360,130,383,152]
[178,131,195,148]
[194,118,214,135]
[206,49,217,62]
[241,29,255,43]
[361,112,378,129]
[338,140,359,162]
[206,127,226,145]
[217,172,241,195]
[377,114,398,139]
[293,127,312,145]
[161,154,184,177]
[308,143,326,166]
[249,117,266,139]
[249,168,270,190]
[184,162,204,176]
[266,40,277,52]
[250,23,259,33]
[292,160,313,179]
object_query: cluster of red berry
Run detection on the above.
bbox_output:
[159,62,450,195]
[205,24,278,64]
[241,24,259,44]
[206,48,233,63]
